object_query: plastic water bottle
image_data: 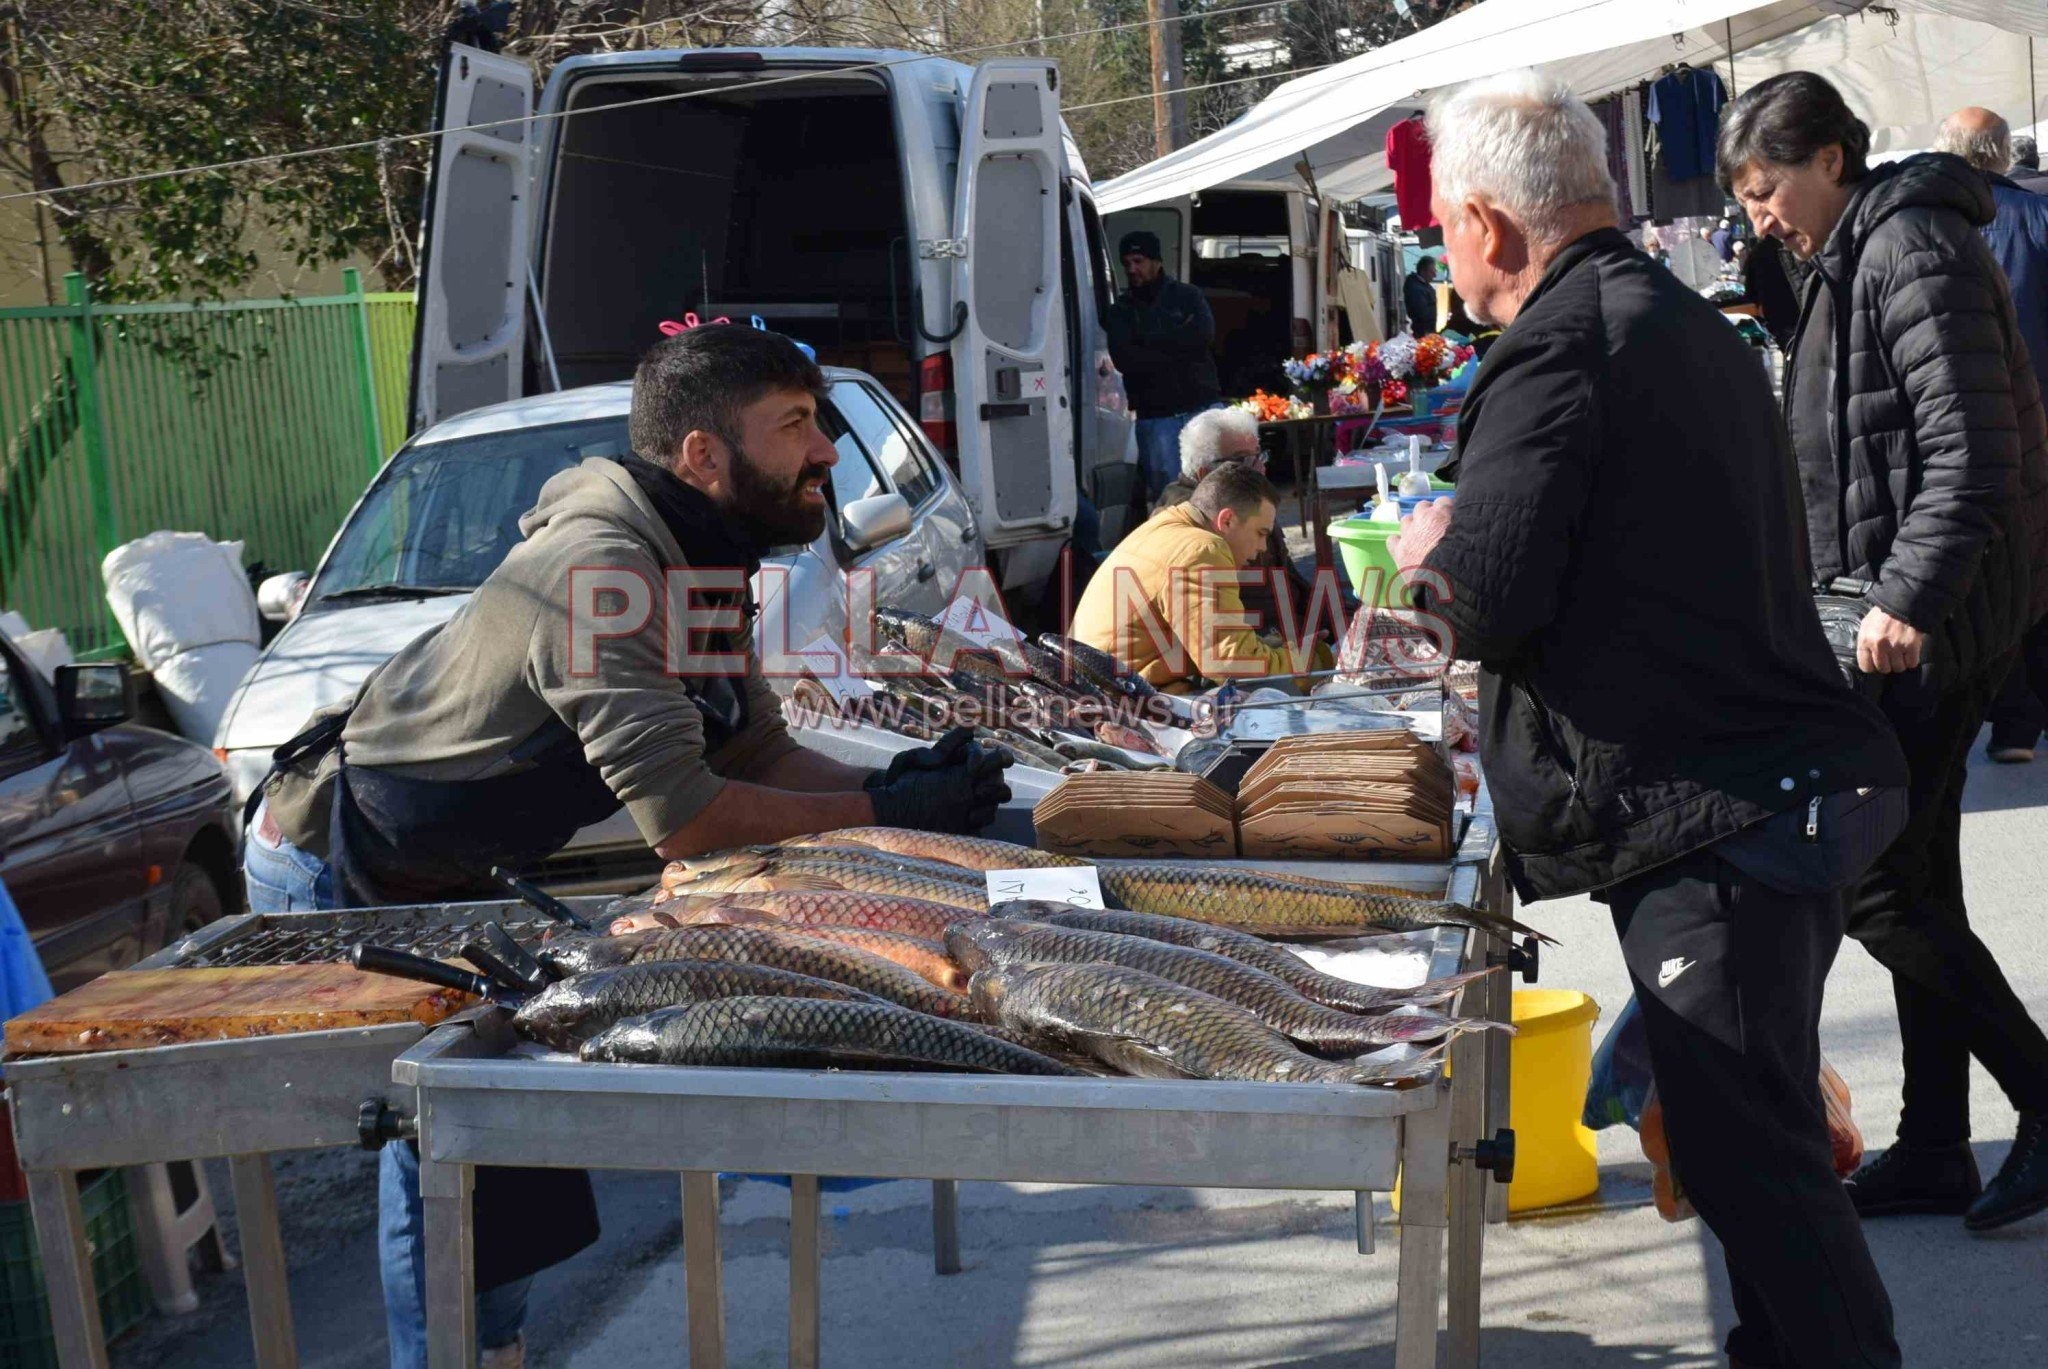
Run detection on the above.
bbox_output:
[1398,435,1431,497]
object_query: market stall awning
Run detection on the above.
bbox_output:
[1094,0,2048,212]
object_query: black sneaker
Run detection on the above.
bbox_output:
[1845,1142,1982,1217]
[1964,1113,2048,1232]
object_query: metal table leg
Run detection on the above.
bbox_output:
[1446,1011,1490,1368]
[930,1179,961,1276]
[421,1153,476,1369]
[682,1171,726,1369]
[227,1154,298,1368]
[1485,878,1517,1226]
[1393,1091,1450,1369]
[789,1175,820,1369]
[27,1169,109,1369]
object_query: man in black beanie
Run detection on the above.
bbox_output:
[1106,229,1223,504]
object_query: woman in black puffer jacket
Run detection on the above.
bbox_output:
[1721,72,2048,1234]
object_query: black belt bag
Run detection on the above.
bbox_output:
[1715,785,1909,895]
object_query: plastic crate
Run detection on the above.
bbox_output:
[0,1169,152,1367]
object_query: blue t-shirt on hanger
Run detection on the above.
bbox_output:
[1649,67,1728,183]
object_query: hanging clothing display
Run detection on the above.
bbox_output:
[1591,96,1631,222]
[1622,89,1650,220]
[1648,66,1728,183]
[1386,115,1436,230]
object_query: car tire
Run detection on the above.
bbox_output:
[166,861,225,945]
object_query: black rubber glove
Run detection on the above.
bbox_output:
[865,736,1013,834]
[864,725,977,790]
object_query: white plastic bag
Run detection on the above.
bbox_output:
[0,611,72,683]
[101,532,261,742]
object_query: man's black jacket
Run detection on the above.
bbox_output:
[1105,274,1220,417]
[1404,272,1438,333]
[1416,228,1906,901]
[1786,154,2048,692]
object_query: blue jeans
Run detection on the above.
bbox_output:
[1134,412,1197,504]
[243,805,532,1366]
[1135,405,1228,504]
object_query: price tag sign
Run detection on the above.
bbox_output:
[938,596,1020,649]
[798,637,874,704]
[984,865,1105,910]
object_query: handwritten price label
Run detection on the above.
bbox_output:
[984,866,1105,910]
[938,596,1021,648]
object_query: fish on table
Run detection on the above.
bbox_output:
[580,996,1084,1076]
[657,891,980,942]
[540,924,966,1018]
[948,920,1496,1053]
[670,844,985,888]
[969,962,1446,1086]
[1007,903,1497,1014]
[656,855,988,913]
[1091,863,1545,941]
[791,828,1085,872]
[513,960,882,1051]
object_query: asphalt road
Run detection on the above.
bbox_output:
[113,742,2048,1368]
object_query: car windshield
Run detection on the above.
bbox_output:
[309,417,632,607]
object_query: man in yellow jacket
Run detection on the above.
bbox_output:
[1072,464,1323,691]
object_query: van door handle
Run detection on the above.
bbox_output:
[916,560,937,583]
[979,402,1031,420]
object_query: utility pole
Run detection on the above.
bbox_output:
[1145,0,1191,156]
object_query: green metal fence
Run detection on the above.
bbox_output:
[0,272,418,658]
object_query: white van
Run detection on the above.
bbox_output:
[1103,185,1371,398]
[409,44,1138,600]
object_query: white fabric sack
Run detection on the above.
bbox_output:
[102,532,261,742]
[151,641,261,745]
[0,611,73,683]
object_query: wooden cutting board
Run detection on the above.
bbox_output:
[4,965,475,1056]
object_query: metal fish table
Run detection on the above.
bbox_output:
[392,792,1522,1369]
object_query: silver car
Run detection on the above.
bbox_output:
[213,369,980,892]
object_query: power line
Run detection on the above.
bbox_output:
[1066,57,1339,112]
[0,0,1304,206]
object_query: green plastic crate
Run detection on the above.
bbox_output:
[0,1170,152,1367]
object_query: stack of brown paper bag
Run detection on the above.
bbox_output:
[1234,731,1453,860]
[1033,772,1239,858]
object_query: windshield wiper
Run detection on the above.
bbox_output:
[315,583,475,605]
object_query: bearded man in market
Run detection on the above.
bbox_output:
[1391,69,1911,1368]
[242,324,1010,1369]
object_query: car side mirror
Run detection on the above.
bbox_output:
[840,492,914,553]
[56,663,133,736]
[257,571,311,623]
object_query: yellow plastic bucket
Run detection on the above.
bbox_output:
[1499,989,1602,1212]
[1393,988,1602,1215]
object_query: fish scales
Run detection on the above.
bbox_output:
[969,962,1443,1086]
[947,920,1477,1052]
[513,960,880,1050]
[802,828,1085,871]
[580,996,1083,1075]
[661,857,988,913]
[751,924,965,991]
[1010,903,1497,1013]
[1094,864,1531,939]
[669,846,985,888]
[664,892,978,941]
[539,925,966,1017]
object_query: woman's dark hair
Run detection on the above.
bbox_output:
[1715,71,1871,193]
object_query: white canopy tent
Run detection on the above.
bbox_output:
[1095,0,2048,212]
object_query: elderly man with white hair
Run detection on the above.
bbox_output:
[1391,69,1909,1367]
[1150,407,1319,634]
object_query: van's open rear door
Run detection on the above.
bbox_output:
[408,43,535,433]
[950,61,1074,550]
